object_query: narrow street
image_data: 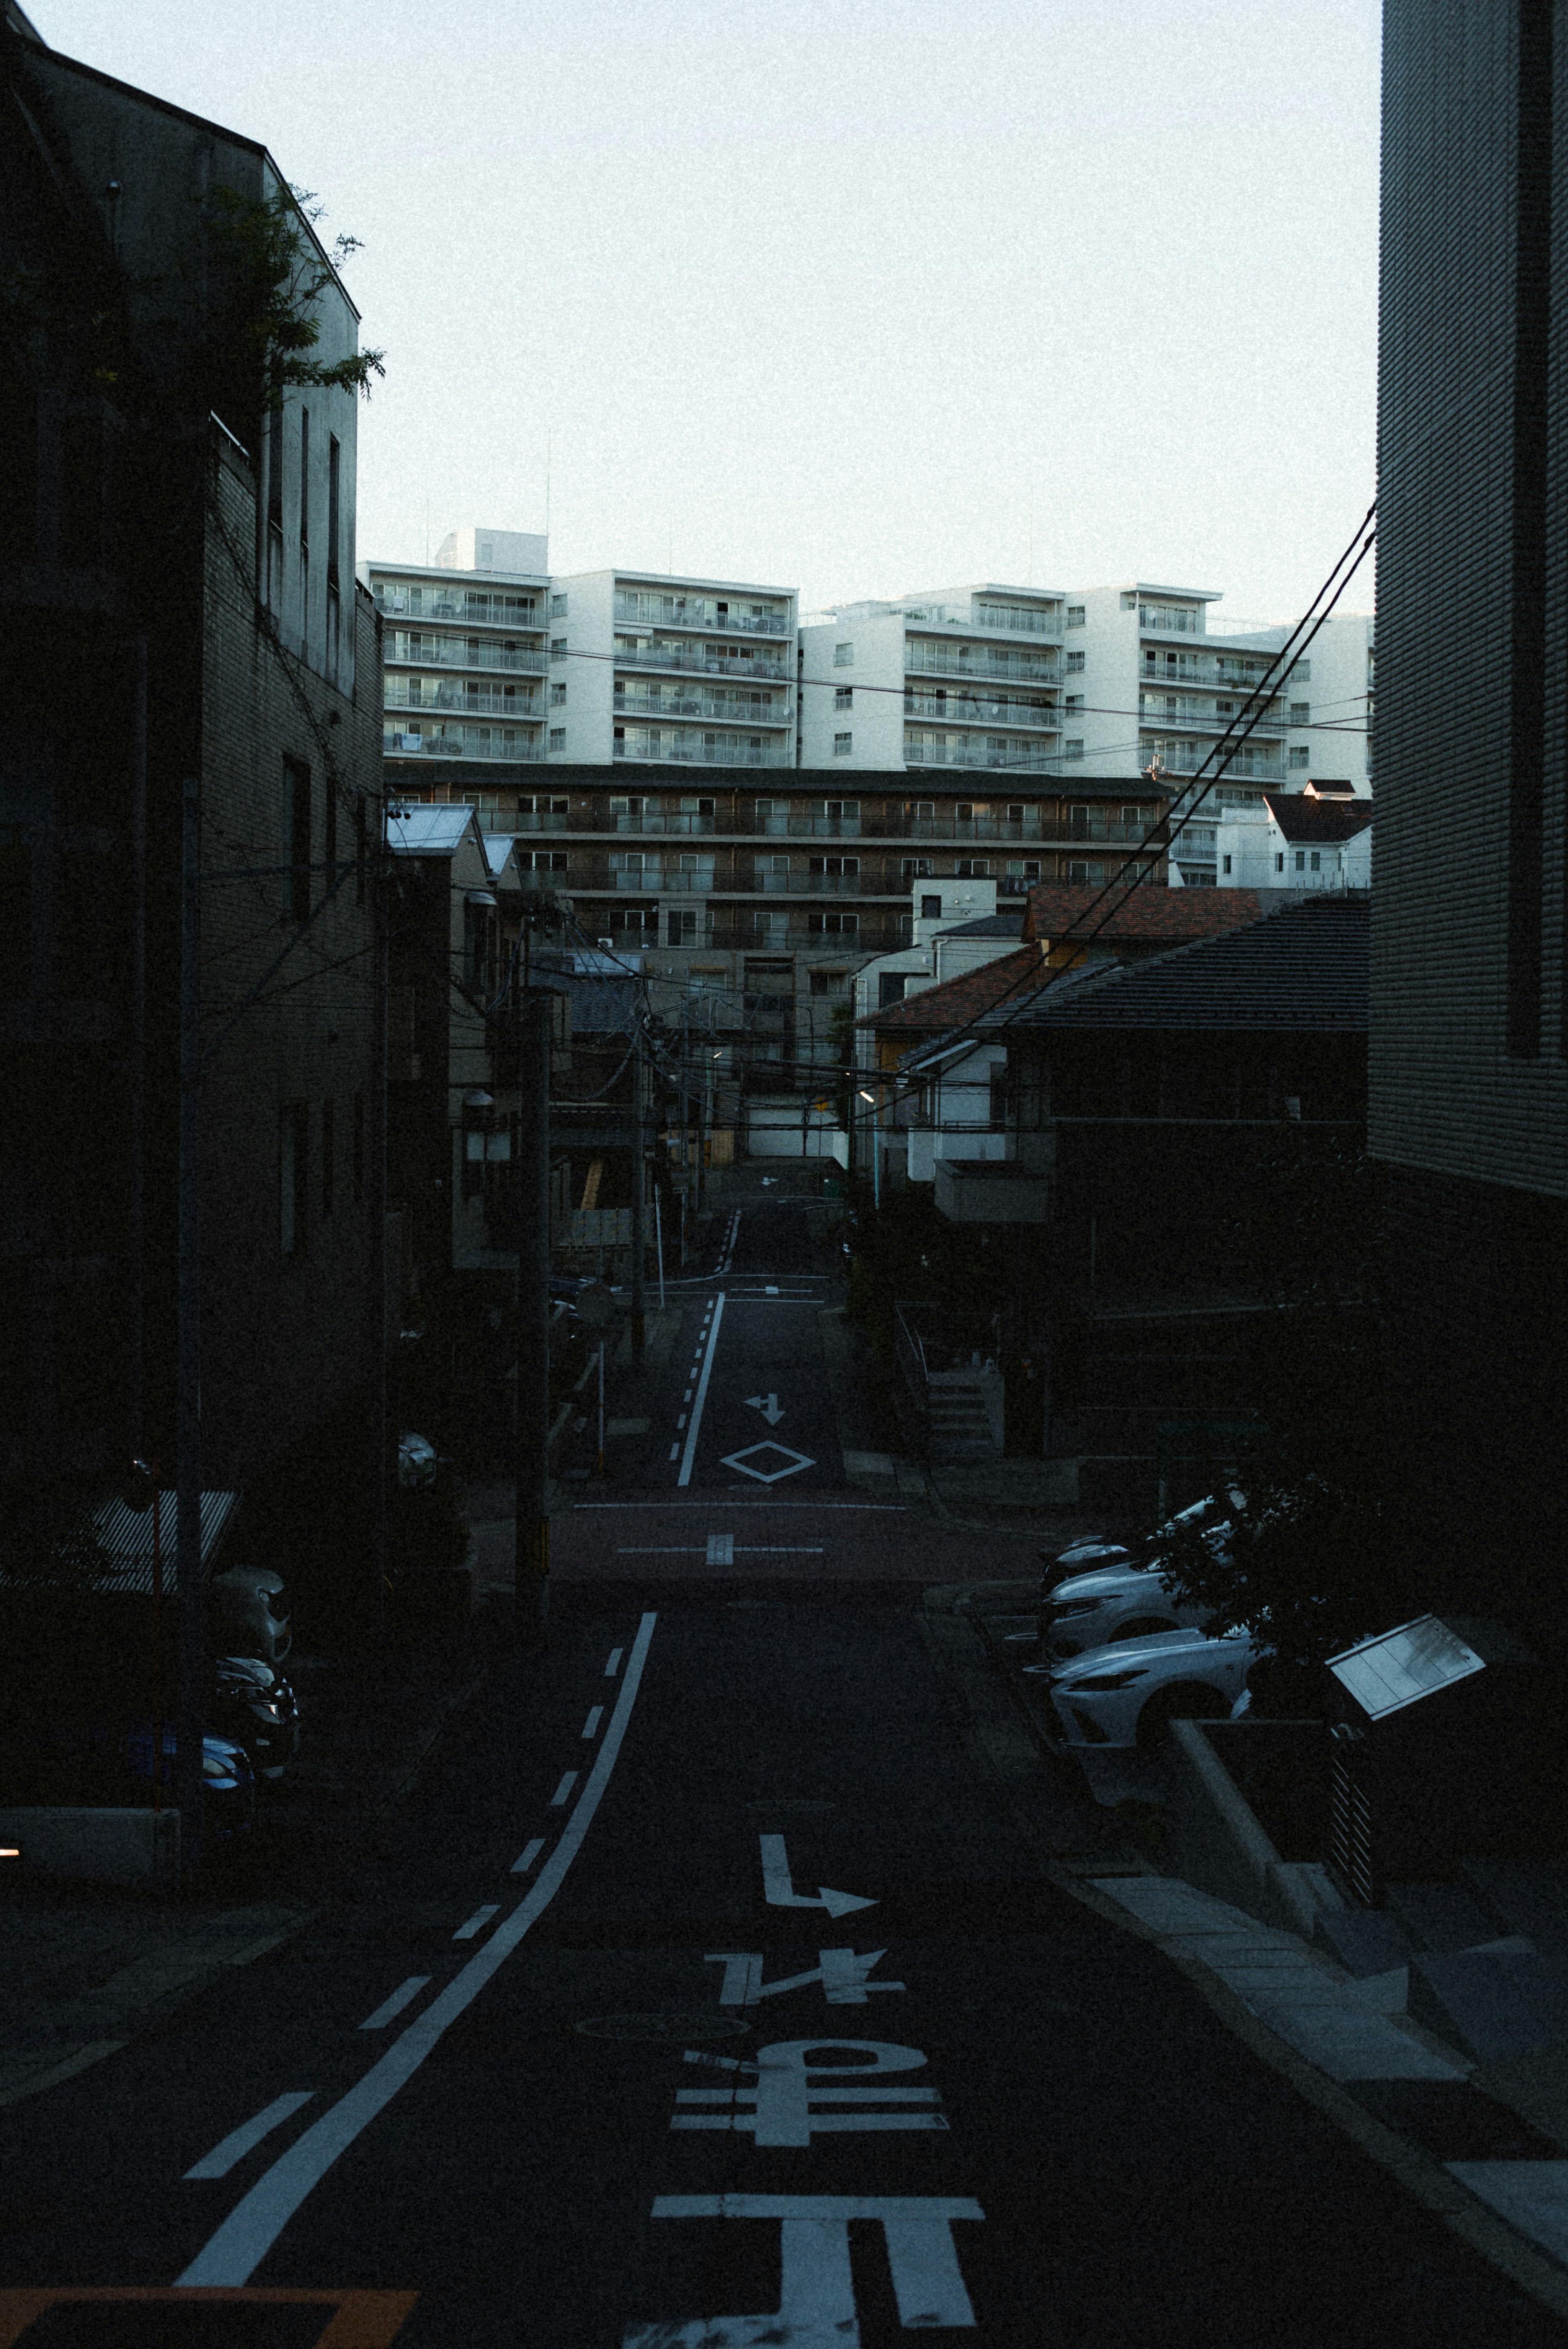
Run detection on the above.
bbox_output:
[0,1196,1561,2344]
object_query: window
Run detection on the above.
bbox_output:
[878,972,908,1008]
[835,686,853,711]
[1065,740,1084,761]
[1065,605,1085,629]
[808,912,858,935]
[920,894,942,920]
[1065,695,1083,715]
[550,682,566,706]
[833,732,852,756]
[956,803,975,823]
[1275,851,1285,873]
[1120,806,1143,827]
[1289,746,1309,770]
[833,642,854,667]
[1287,657,1311,684]
[352,1092,365,1204]
[1294,851,1305,871]
[279,1105,307,1259]
[809,970,849,996]
[1006,859,1041,879]
[808,856,858,876]
[551,637,568,658]
[902,858,934,878]
[321,1099,335,1219]
[1290,702,1310,725]
[283,758,312,922]
[549,728,566,751]
[1310,850,1321,871]
[1065,649,1085,673]
[955,859,990,877]
[550,593,568,616]
[1222,854,1232,875]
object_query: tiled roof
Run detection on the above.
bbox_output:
[1022,880,1270,944]
[1261,795,1374,845]
[961,897,1368,1036]
[856,945,1046,1031]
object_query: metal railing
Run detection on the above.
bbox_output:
[385,637,548,675]
[385,682,541,717]
[613,595,791,635]
[613,736,793,767]
[903,693,1059,731]
[615,644,793,683]
[374,588,542,627]
[756,813,860,838]
[906,646,1058,685]
[969,603,1062,638]
[383,729,545,762]
[904,740,1060,773]
[610,809,716,835]
[1140,657,1280,693]
[1138,699,1286,737]
[614,689,793,727]
[1139,739,1283,781]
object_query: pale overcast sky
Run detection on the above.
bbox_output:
[33,0,1381,627]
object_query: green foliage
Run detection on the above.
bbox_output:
[177,183,385,427]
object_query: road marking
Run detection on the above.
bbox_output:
[759,1833,876,1918]
[604,1647,624,1676]
[744,1393,784,1425]
[615,1544,825,1556]
[721,1442,815,1484]
[582,1705,604,1738]
[682,1388,693,1402]
[550,1771,579,1805]
[510,1839,546,1875]
[765,1284,780,1295]
[177,1613,659,2287]
[184,2093,316,2180]
[705,1950,905,2006]
[671,2040,944,2146]
[358,1977,432,2031]
[626,2197,983,2342]
[676,1414,687,1430]
[0,2290,419,2342]
[668,1443,679,1460]
[705,1533,734,1563]
[677,1292,726,1487]
[453,1904,500,1941]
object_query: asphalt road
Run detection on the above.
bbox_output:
[3,1200,1564,2345]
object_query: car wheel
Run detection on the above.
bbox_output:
[1113,1618,1176,1643]
[1135,1683,1229,1751]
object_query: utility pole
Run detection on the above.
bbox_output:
[370,836,390,1643]
[630,1017,646,1355]
[176,776,207,1877]
[513,978,553,1645]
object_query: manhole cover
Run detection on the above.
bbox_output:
[574,2012,751,2042]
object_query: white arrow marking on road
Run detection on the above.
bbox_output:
[759,1832,876,1918]
[745,1393,784,1425]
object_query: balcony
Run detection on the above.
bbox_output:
[615,643,793,684]
[967,603,1062,639]
[374,587,542,628]
[906,645,1058,686]
[1140,656,1282,695]
[614,689,793,727]
[1139,737,1283,782]
[904,739,1060,773]
[383,728,545,763]
[755,813,861,838]
[1138,698,1286,737]
[600,862,717,893]
[385,635,548,675]
[751,868,867,895]
[613,593,791,635]
[610,809,716,835]
[904,693,1059,731]
[385,680,542,718]
[1138,605,1203,637]
[613,733,793,768]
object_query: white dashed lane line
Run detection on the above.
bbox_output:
[357,1978,431,2032]
[550,1771,579,1805]
[582,1706,604,1738]
[184,2093,317,2180]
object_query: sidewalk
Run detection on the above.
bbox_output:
[0,1602,507,2110]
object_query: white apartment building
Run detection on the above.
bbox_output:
[1207,613,1374,796]
[362,528,551,773]
[545,568,798,770]
[799,586,1066,776]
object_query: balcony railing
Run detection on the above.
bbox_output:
[374,587,541,628]
[751,869,865,895]
[614,689,793,727]
[385,635,548,675]
[613,735,793,767]
[903,693,1059,731]
[613,594,791,635]
[577,864,903,899]
[1138,699,1285,737]
[899,814,1156,845]
[904,740,1060,773]
[969,602,1062,638]
[610,809,716,835]
[385,681,542,718]
[906,645,1058,685]
[756,814,861,838]
[601,864,717,893]
[1139,737,1283,781]
[615,644,793,683]
[1140,657,1281,694]
[383,728,545,763]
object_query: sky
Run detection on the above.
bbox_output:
[31,0,1381,629]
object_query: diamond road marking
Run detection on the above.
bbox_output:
[721,1442,816,1484]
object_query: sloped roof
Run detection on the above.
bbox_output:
[1261,796,1374,845]
[385,805,478,857]
[481,833,517,878]
[857,945,1045,1031]
[963,897,1368,1036]
[1022,880,1269,945]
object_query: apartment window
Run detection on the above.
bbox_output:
[550,683,567,706]
[1288,746,1309,770]
[321,1099,335,1219]
[808,912,858,935]
[283,757,312,922]
[1275,851,1285,873]
[1290,702,1310,725]
[1294,851,1305,871]
[550,593,568,616]
[1288,658,1311,684]
[352,1092,365,1204]
[903,858,934,878]
[1065,695,1084,715]
[920,894,942,920]
[1067,860,1105,885]
[835,687,853,711]
[1120,806,1143,828]
[955,859,990,877]
[1222,854,1232,876]
[810,969,848,996]
[833,732,852,756]
[1310,851,1321,871]
[833,642,854,668]
[551,637,568,658]
[808,856,859,876]
[549,729,566,751]
[956,804,975,823]
[1065,740,1084,761]
[1065,605,1085,629]
[1007,859,1041,880]
[279,1105,307,1259]
[1065,649,1085,673]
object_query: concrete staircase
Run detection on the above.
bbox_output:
[925,1376,999,1462]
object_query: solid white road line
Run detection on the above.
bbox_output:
[582,1705,604,1738]
[604,1647,624,1676]
[453,1904,501,1941]
[184,2093,316,2180]
[510,1839,546,1876]
[177,1611,660,2287]
[357,1977,431,2031]
[550,1771,579,1805]
[677,1293,726,1488]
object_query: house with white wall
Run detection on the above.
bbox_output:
[1212,794,1372,892]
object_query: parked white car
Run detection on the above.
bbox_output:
[1032,1496,1241,1661]
[1043,1625,1261,1751]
